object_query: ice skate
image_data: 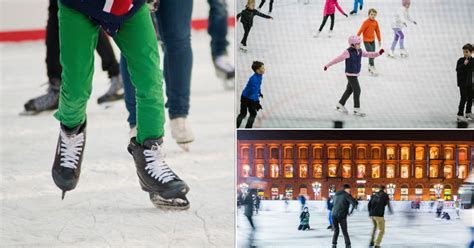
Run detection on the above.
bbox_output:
[213,55,235,90]
[97,75,124,104]
[22,78,60,115]
[354,108,366,117]
[466,113,474,121]
[350,10,356,15]
[239,44,248,52]
[328,30,333,38]
[400,49,409,58]
[387,50,395,58]
[128,138,190,210]
[170,117,194,151]
[336,103,349,114]
[457,115,468,123]
[51,121,87,200]
[368,65,378,76]
[313,31,321,38]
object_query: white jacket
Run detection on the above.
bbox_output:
[391,7,415,29]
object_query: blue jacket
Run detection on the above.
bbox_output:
[345,47,362,74]
[60,0,145,36]
[241,73,263,101]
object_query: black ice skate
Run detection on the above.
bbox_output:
[128,137,190,210]
[51,121,87,200]
[97,75,124,104]
[22,78,60,115]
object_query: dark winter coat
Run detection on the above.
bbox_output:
[242,73,263,101]
[456,57,474,88]
[345,47,363,74]
[244,193,255,217]
[331,190,358,219]
[327,197,334,210]
[60,0,145,36]
[300,211,310,225]
[368,190,392,217]
[237,8,271,27]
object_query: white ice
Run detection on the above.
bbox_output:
[237,201,471,247]
[0,5,235,248]
[236,0,474,128]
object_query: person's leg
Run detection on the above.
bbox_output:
[458,87,467,116]
[245,102,258,128]
[269,0,274,12]
[120,55,137,128]
[46,0,61,81]
[375,217,385,246]
[329,14,335,31]
[318,15,329,32]
[466,87,473,114]
[96,29,120,78]
[359,0,364,10]
[370,216,377,244]
[347,76,361,108]
[156,0,193,119]
[258,0,266,9]
[241,25,251,46]
[247,215,255,229]
[352,0,358,13]
[54,1,99,128]
[329,211,333,226]
[236,97,249,127]
[332,217,340,245]
[113,4,164,143]
[339,81,354,106]
[207,0,229,59]
[364,41,375,66]
[391,28,400,52]
[340,217,351,246]
[398,30,405,50]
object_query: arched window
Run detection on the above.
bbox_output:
[357,164,366,178]
[372,147,381,160]
[285,185,293,199]
[415,185,423,199]
[357,147,366,159]
[270,164,279,178]
[284,147,293,159]
[386,147,395,160]
[400,185,409,201]
[328,164,337,177]
[284,164,293,178]
[371,165,380,178]
[415,165,423,179]
[270,147,279,159]
[401,164,409,178]
[444,165,453,179]
[429,164,438,178]
[313,147,322,159]
[242,147,249,160]
[386,164,395,178]
[255,147,264,159]
[444,147,453,160]
[328,147,337,159]
[430,147,439,159]
[299,164,308,178]
[242,164,250,177]
[415,147,424,160]
[313,164,322,178]
[299,147,308,159]
[342,147,351,159]
[459,165,468,179]
[401,147,410,160]
[342,164,351,178]
[256,164,264,178]
[459,148,468,160]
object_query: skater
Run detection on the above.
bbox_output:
[255,194,261,214]
[299,194,307,210]
[331,184,358,248]
[388,0,417,58]
[349,0,363,15]
[327,195,334,230]
[23,0,123,115]
[324,35,384,117]
[121,0,195,150]
[244,189,257,229]
[236,61,265,128]
[368,185,393,248]
[436,200,444,219]
[356,8,382,75]
[258,0,274,13]
[298,207,311,231]
[314,0,348,38]
[456,43,474,122]
[51,0,189,209]
[236,0,273,51]
[454,199,461,218]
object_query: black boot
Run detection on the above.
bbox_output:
[350,10,356,15]
[128,137,190,209]
[51,121,87,199]
[24,78,60,114]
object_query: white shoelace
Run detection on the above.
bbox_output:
[59,131,85,169]
[143,145,176,183]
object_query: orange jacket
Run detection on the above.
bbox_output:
[357,18,381,42]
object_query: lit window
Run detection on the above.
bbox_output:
[299,164,308,178]
[284,164,293,178]
[415,147,424,160]
[256,164,264,178]
[328,148,337,159]
[313,164,322,178]
[415,166,423,179]
[342,164,351,178]
[386,147,395,160]
[372,148,381,160]
[270,164,279,178]
[401,164,409,178]
[372,165,380,178]
[429,164,438,178]
[459,165,467,179]
[285,186,293,199]
[430,147,439,159]
[284,147,293,159]
[444,165,452,179]
[357,148,366,159]
[242,147,249,160]
[386,164,395,178]
[444,148,453,160]
[401,147,409,160]
[343,148,351,159]
[255,148,264,159]
[328,164,337,177]
[242,164,250,177]
[459,149,467,160]
[313,147,322,159]
[299,147,308,159]
[357,165,366,178]
[271,186,279,200]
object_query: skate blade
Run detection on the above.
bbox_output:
[239,48,248,53]
[19,110,46,116]
[149,193,190,210]
[97,94,124,105]
[335,108,349,114]
[353,113,366,117]
[61,191,66,200]
[178,143,190,152]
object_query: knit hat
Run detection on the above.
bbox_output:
[343,184,351,189]
[402,0,411,7]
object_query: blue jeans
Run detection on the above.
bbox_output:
[208,0,229,58]
[121,0,193,125]
[328,211,333,225]
[352,0,363,13]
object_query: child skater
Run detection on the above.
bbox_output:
[357,8,381,75]
[315,0,348,38]
[236,61,265,128]
[388,0,417,58]
[298,207,311,231]
[237,0,273,52]
[456,43,474,122]
[51,0,190,209]
[350,0,363,15]
[324,35,384,117]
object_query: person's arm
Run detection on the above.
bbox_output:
[457,58,467,72]
[237,10,243,20]
[325,50,350,70]
[375,22,381,44]
[386,194,393,214]
[362,49,384,58]
[404,8,416,24]
[368,197,372,212]
[335,0,347,16]
[256,10,272,19]
[357,21,367,37]
[349,195,359,213]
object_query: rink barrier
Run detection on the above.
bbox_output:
[0,17,235,42]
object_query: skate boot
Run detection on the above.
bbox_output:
[97,75,124,104]
[387,50,395,58]
[350,10,356,15]
[457,115,468,122]
[466,113,474,121]
[51,121,87,200]
[170,117,194,151]
[368,65,378,76]
[23,78,60,115]
[400,49,409,58]
[213,55,235,90]
[239,43,248,52]
[313,31,321,38]
[369,241,374,246]
[128,137,190,210]
[336,103,349,114]
[354,108,366,117]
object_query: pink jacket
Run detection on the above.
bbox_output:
[325,49,380,76]
[324,0,345,16]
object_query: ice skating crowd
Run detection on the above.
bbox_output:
[238,183,470,248]
[21,0,235,209]
[235,0,473,127]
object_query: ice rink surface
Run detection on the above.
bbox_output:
[0,3,235,247]
[236,0,474,128]
[237,205,471,247]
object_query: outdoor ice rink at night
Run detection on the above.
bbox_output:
[235,0,474,128]
[237,201,472,248]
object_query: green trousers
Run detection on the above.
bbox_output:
[55,2,164,144]
[370,216,385,246]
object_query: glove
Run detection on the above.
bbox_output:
[343,13,348,18]
[324,66,328,71]
[255,101,263,111]
[259,93,263,98]
[379,49,385,55]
